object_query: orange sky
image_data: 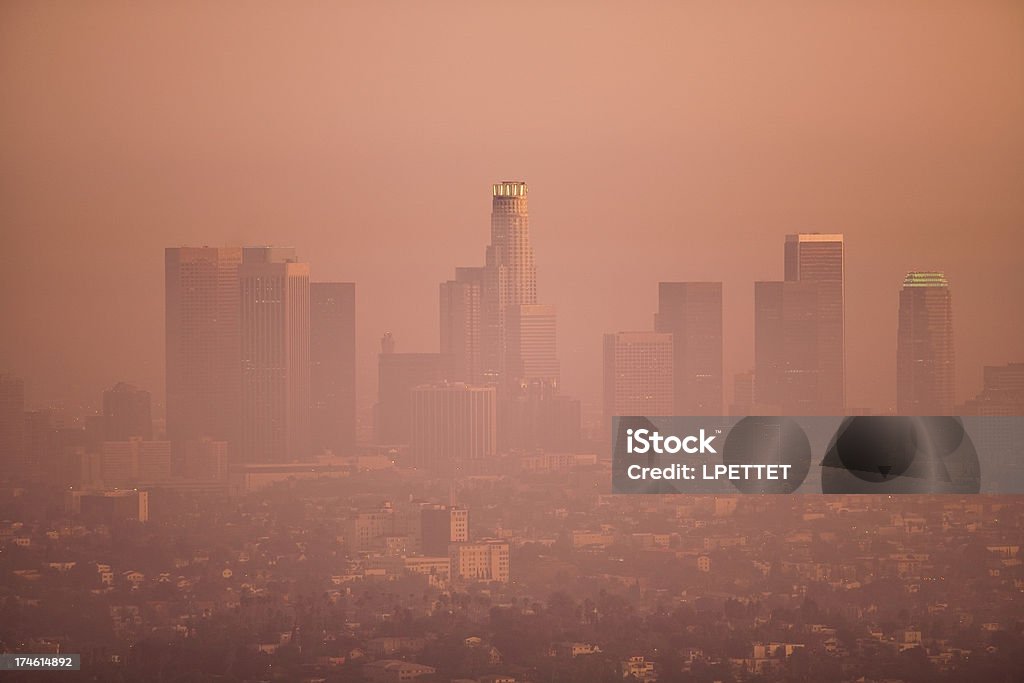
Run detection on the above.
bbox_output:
[1,1,1022,418]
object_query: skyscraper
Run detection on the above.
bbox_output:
[238,249,311,463]
[376,334,453,444]
[440,267,484,384]
[897,271,955,415]
[505,304,560,389]
[165,247,243,459]
[0,374,25,478]
[655,282,723,415]
[603,332,674,424]
[501,304,573,451]
[410,383,496,472]
[501,392,581,452]
[440,181,580,450]
[961,362,1024,415]
[24,409,57,476]
[182,437,229,481]
[730,370,755,416]
[310,282,356,456]
[103,382,153,441]
[100,437,172,488]
[783,233,845,413]
[754,280,821,415]
[482,181,537,386]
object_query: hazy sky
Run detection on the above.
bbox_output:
[1,1,1022,420]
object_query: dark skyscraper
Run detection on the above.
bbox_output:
[0,374,26,478]
[376,334,452,444]
[897,271,954,415]
[238,249,310,462]
[103,382,153,441]
[165,247,243,458]
[655,282,723,415]
[440,267,484,384]
[783,233,845,414]
[754,280,820,415]
[754,234,845,415]
[310,282,356,456]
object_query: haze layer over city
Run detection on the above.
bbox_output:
[2,2,1022,419]
[1,3,1023,683]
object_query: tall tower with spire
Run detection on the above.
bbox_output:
[482,181,537,386]
[438,181,578,453]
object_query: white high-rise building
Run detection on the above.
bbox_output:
[482,181,537,386]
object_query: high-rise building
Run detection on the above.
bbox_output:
[101,439,136,486]
[482,181,537,386]
[410,383,496,472]
[165,247,244,460]
[376,335,453,444]
[84,414,106,452]
[440,267,484,384]
[897,271,955,415]
[421,505,469,556]
[754,280,821,414]
[983,363,1024,393]
[500,304,566,449]
[782,233,845,413]
[655,282,723,414]
[0,374,25,478]
[730,371,755,416]
[959,363,1024,468]
[506,304,560,389]
[103,382,153,441]
[100,437,172,488]
[24,409,57,475]
[960,363,1024,415]
[239,250,310,463]
[182,437,229,481]
[449,539,510,583]
[502,392,581,452]
[310,282,356,456]
[441,182,580,450]
[603,332,674,423]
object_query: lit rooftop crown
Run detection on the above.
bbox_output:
[492,181,528,197]
[903,271,950,288]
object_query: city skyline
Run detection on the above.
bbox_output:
[0,208,1019,423]
[2,2,1021,417]
[0,4,1022,680]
